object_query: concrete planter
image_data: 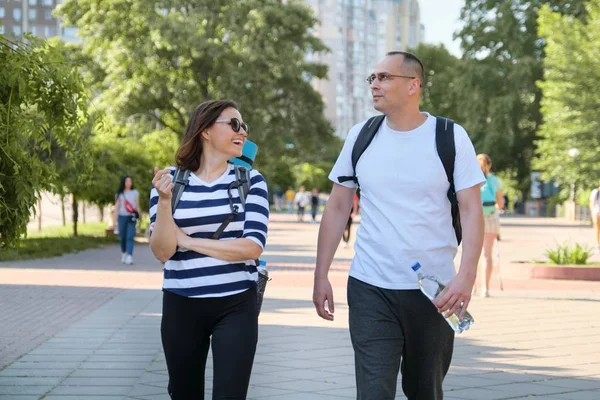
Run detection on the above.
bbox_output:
[506,262,600,281]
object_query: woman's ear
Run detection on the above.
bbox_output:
[201,129,210,141]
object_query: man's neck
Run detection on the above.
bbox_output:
[384,106,427,131]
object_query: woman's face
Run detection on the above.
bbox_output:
[125,177,133,189]
[205,107,248,159]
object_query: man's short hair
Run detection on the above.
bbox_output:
[386,51,425,86]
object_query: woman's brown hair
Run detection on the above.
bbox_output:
[175,100,239,171]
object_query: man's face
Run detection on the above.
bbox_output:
[369,55,420,113]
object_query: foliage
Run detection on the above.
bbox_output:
[456,0,587,197]
[0,222,117,261]
[56,0,339,175]
[534,2,600,192]
[292,162,330,192]
[0,34,87,247]
[545,242,592,265]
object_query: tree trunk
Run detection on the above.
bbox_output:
[82,202,86,224]
[99,205,105,223]
[37,196,42,231]
[72,194,79,237]
[61,194,66,226]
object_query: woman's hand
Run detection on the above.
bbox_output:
[152,167,174,200]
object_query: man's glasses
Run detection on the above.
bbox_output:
[366,73,419,85]
[215,118,249,134]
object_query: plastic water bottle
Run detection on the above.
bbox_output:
[256,260,269,314]
[411,262,474,333]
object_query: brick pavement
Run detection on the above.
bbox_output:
[1,214,600,399]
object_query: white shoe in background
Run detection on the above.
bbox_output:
[124,255,133,265]
[121,253,127,264]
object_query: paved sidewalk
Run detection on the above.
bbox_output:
[1,215,600,399]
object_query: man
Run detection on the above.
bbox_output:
[590,180,600,251]
[313,51,485,400]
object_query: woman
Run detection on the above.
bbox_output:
[113,174,139,265]
[149,100,269,399]
[477,154,504,297]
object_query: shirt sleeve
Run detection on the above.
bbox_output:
[242,170,269,249]
[148,168,176,236]
[453,124,486,192]
[328,121,368,189]
[490,175,502,192]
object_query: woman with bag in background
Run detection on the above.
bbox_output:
[477,154,504,297]
[113,174,139,265]
[149,100,269,400]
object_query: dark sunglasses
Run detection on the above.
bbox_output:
[215,117,249,134]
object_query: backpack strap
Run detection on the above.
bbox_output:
[170,168,190,215]
[212,165,252,240]
[435,117,462,245]
[337,115,385,187]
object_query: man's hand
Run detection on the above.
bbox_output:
[313,276,335,321]
[432,272,475,320]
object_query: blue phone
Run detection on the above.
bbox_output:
[229,140,258,170]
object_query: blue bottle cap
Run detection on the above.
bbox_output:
[411,262,421,271]
[258,260,267,267]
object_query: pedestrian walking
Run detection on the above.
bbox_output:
[477,154,504,297]
[590,179,600,252]
[113,174,139,265]
[313,51,485,400]
[311,187,320,223]
[149,100,269,399]
[294,186,310,222]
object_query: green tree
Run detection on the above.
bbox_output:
[412,43,463,121]
[457,0,587,197]
[56,0,338,172]
[0,35,87,247]
[535,2,600,196]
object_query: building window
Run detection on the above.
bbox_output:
[13,25,22,36]
[0,26,4,35]
[0,7,4,18]
[31,26,38,36]
[44,9,52,19]
[13,8,21,21]
[29,0,37,5]
[44,26,53,37]
[29,9,36,19]
[42,0,53,5]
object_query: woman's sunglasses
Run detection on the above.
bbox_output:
[215,118,249,134]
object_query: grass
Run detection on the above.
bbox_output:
[0,222,118,262]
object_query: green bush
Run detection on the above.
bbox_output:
[545,242,592,265]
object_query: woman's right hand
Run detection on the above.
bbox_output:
[152,167,174,200]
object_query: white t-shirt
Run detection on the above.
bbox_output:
[329,113,485,290]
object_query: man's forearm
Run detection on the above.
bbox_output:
[458,207,484,278]
[315,206,350,279]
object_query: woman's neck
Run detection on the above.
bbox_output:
[196,152,229,183]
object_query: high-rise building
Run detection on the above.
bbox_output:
[306,0,423,137]
[0,0,77,42]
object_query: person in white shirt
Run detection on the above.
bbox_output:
[294,186,310,222]
[590,180,600,251]
[313,51,485,400]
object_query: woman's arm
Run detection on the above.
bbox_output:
[149,168,178,263]
[176,231,262,261]
[496,190,505,210]
[113,197,119,229]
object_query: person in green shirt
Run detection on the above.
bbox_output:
[477,154,504,297]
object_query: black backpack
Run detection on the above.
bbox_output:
[170,164,251,239]
[337,115,462,244]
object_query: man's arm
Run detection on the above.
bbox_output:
[313,184,355,321]
[433,184,484,318]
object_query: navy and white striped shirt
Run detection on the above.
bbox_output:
[149,164,269,298]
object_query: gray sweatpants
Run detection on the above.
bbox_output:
[347,276,454,400]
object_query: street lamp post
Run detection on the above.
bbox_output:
[568,148,580,201]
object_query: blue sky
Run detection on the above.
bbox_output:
[420,0,465,56]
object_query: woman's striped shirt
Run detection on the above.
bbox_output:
[149,164,269,298]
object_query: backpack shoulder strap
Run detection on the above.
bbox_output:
[234,165,251,207]
[170,168,190,214]
[337,115,385,186]
[435,117,462,244]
